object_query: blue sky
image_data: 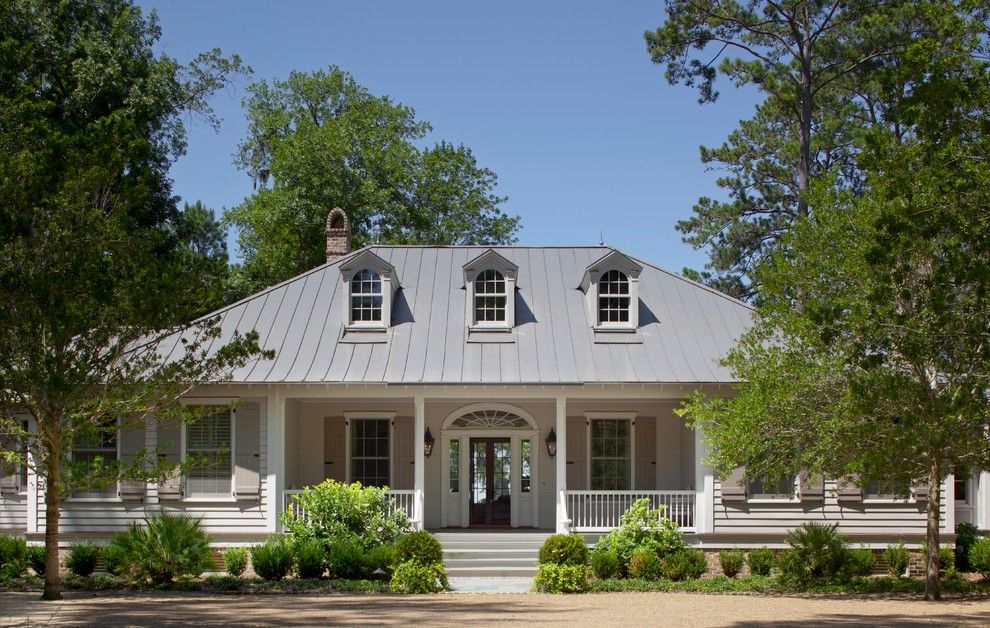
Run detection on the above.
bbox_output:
[140,0,761,274]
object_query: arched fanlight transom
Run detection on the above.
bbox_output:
[449,410,533,430]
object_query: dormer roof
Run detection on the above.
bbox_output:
[462,248,518,285]
[579,249,643,292]
[339,249,399,285]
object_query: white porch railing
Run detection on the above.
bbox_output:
[565,490,696,532]
[281,489,417,528]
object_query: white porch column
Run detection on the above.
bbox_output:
[980,472,990,531]
[694,425,714,534]
[266,389,285,532]
[555,395,568,533]
[413,395,425,531]
[25,415,37,535]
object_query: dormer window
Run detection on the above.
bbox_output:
[463,249,518,333]
[350,269,383,323]
[597,270,630,325]
[340,249,398,333]
[474,269,507,324]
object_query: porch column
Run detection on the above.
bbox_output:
[693,425,714,534]
[555,395,568,533]
[266,389,285,532]
[413,395,425,531]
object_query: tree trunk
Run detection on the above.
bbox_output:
[924,457,941,601]
[798,41,813,218]
[41,458,61,601]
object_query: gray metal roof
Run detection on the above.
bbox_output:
[176,246,754,384]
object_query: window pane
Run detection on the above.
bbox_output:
[186,407,232,496]
[71,417,118,498]
[521,439,531,493]
[590,419,631,490]
[449,439,459,493]
[474,270,508,324]
[351,418,390,487]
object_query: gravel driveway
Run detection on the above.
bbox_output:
[2,591,989,627]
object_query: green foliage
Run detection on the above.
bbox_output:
[363,544,397,577]
[968,538,990,578]
[294,539,325,579]
[921,542,956,578]
[747,548,774,577]
[883,542,911,578]
[107,514,214,584]
[538,534,589,567]
[223,548,248,578]
[533,563,592,593]
[590,548,620,580]
[719,549,745,578]
[661,549,708,582]
[389,560,449,593]
[590,574,779,593]
[251,536,295,582]
[845,548,876,578]
[26,546,45,576]
[0,536,27,578]
[66,543,99,577]
[394,531,443,566]
[282,480,410,551]
[226,66,519,298]
[326,537,366,579]
[779,523,849,586]
[628,549,663,581]
[593,499,687,572]
[955,523,979,572]
[101,545,127,577]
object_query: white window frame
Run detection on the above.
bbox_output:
[180,399,236,501]
[471,268,512,329]
[347,268,387,329]
[596,270,634,328]
[70,416,121,501]
[344,412,395,488]
[586,412,636,490]
[462,250,518,333]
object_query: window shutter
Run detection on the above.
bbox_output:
[157,418,182,500]
[0,431,18,495]
[234,404,260,499]
[118,420,146,501]
[912,480,929,502]
[799,471,825,501]
[721,465,747,501]
[836,474,863,502]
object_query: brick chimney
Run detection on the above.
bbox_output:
[325,207,351,263]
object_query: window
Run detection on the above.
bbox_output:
[351,418,390,487]
[521,439,532,493]
[590,419,631,490]
[954,468,970,503]
[864,479,903,500]
[18,419,28,492]
[598,270,630,325]
[474,269,507,324]
[185,406,232,497]
[449,439,459,493]
[748,476,795,500]
[72,418,118,498]
[350,268,383,324]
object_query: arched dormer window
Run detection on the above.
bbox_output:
[339,249,398,334]
[350,269,383,323]
[463,249,518,333]
[597,270,630,325]
[474,269,507,325]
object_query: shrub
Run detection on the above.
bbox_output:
[921,541,956,578]
[719,549,745,578]
[747,548,774,577]
[661,549,707,581]
[223,548,248,577]
[0,535,27,578]
[845,548,876,578]
[281,480,410,550]
[968,537,990,579]
[394,531,443,566]
[294,539,326,579]
[364,544,396,577]
[389,560,449,593]
[327,537,366,579]
[628,549,663,580]
[955,523,979,572]
[590,548,620,580]
[538,534,588,566]
[101,544,128,576]
[26,545,45,576]
[883,541,910,577]
[779,523,849,585]
[66,543,99,577]
[251,535,295,581]
[533,563,591,593]
[593,498,687,572]
[107,513,213,583]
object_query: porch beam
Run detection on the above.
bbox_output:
[555,395,568,533]
[413,395,425,531]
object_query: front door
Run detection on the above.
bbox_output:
[469,438,511,526]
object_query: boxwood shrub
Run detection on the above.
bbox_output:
[533,563,592,593]
[538,534,588,566]
[661,549,707,581]
[252,535,294,581]
[719,549,745,578]
[747,548,774,577]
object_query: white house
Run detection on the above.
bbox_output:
[1,208,986,550]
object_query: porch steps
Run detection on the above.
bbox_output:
[435,531,551,578]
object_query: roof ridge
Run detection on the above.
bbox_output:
[623,252,756,312]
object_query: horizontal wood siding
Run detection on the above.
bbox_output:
[0,495,26,532]
[713,478,947,537]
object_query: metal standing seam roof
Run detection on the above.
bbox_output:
[174,246,755,384]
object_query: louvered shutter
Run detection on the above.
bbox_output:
[912,480,929,502]
[118,419,147,501]
[836,474,863,502]
[157,418,182,500]
[799,471,825,501]
[234,404,260,499]
[721,465,747,501]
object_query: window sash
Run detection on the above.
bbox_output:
[597,271,631,325]
[474,270,507,324]
[351,418,390,487]
[185,407,233,497]
[590,419,631,490]
[864,479,905,500]
[71,419,119,498]
[747,476,795,499]
[449,439,459,493]
[350,269,384,323]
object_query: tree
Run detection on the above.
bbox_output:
[226,67,519,298]
[174,201,232,309]
[645,1,990,298]
[678,60,990,598]
[0,1,267,600]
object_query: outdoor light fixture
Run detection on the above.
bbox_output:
[424,428,435,458]
[545,428,557,458]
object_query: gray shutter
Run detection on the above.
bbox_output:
[324,417,346,482]
[721,465,747,501]
[0,430,18,495]
[157,418,182,500]
[234,404,260,499]
[799,471,825,501]
[118,420,146,501]
[912,480,929,502]
[836,474,863,502]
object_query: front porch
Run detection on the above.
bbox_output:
[275,392,703,534]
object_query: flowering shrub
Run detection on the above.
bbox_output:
[593,498,687,573]
[281,480,410,550]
